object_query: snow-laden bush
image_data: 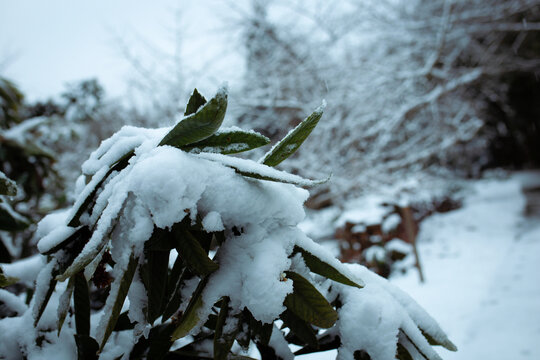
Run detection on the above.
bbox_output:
[0,86,456,359]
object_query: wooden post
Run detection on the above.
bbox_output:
[401,206,425,283]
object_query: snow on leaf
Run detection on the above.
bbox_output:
[197,152,329,187]
[182,128,270,155]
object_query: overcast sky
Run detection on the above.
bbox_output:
[0,1,245,101]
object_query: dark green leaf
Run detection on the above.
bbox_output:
[57,277,75,335]
[294,333,341,355]
[68,153,132,227]
[0,266,18,287]
[74,334,99,360]
[283,271,337,329]
[159,86,227,148]
[243,308,272,346]
[33,263,58,326]
[140,247,169,324]
[162,257,191,321]
[181,130,270,155]
[98,254,138,351]
[214,297,241,360]
[173,225,218,277]
[260,102,325,167]
[74,272,91,336]
[41,226,90,256]
[294,246,363,288]
[145,323,176,360]
[185,88,207,115]
[113,311,135,331]
[0,173,17,196]
[145,228,175,251]
[280,309,318,348]
[171,276,210,341]
[396,342,414,360]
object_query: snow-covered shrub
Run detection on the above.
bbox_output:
[0,86,456,359]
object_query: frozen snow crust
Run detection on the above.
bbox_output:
[0,86,454,359]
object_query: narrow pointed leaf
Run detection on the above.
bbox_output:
[140,247,169,324]
[197,153,329,187]
[33,262,58,326]
[74,334,99,360]
[181,130,270,155]
[280,309,318,348]
[174,226,218,277]
[214,297,241,360]
[159,86,228,147]
[98,254,138,351]
[163,256,191,321]
[57,276,75,335]
[396,342,414,360]
[56,236,109,282]
[171,276,210,341]
[260,102,325,166]
[294,246,363,288]
[283,271,337,329]
[185,88,207,115]
[74,272,91,336]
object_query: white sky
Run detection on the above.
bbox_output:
[0,0,245,101]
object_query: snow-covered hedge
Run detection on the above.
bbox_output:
[0,86,456,359]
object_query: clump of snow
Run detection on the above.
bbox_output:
[382,213,401,233]
[202,211,224,232]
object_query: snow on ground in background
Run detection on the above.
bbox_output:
[390,174,540,360]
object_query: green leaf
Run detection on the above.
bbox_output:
[283,271,337,329]
[0,266,18,287]
[56,236,109,282]
[41,226,90,256]
[171,276,210,341]
[98,254,138,351]
[74,334,99,360]
[396,342,414,360]
[162,255,188,321]
[181,130,270,155]
[145,227,175,251]
[173,225,218,277]
[159,86,228,148]
[260,102,325,167]
[68,153,131,227]
[198,153,329,187]
[0,172,17,196]
[145,323,177,360]
[214,297,241,360]
[243,308,272,346]
[294,246,363,288]
[113,311,135,331]
[140,247,169,324]
[74,272,91,336]
[33,262,58,326]
[280,309,318,349]
[185,88,207,115]
[57,276,75,335]
[294,333,341,355]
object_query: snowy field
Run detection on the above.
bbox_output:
[389,174,540,360]
[299,173,540,359]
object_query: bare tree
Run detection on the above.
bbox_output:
[234,0,540,207]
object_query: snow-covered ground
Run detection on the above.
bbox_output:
[390,173,540,360]
[298,173,540,359]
